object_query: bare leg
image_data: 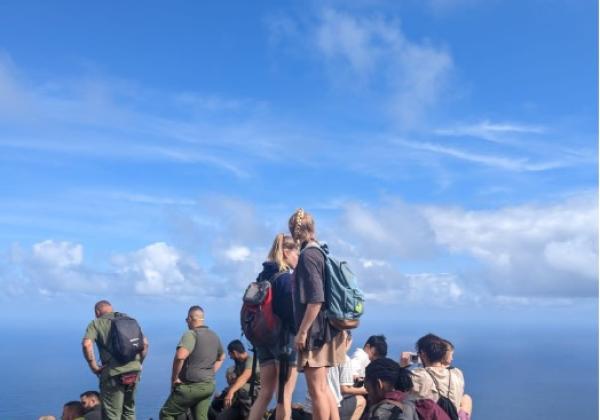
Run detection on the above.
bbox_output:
[248,363,277,420]
[304,367,331,420]
[275,366,299,420]
[350,396,366,420]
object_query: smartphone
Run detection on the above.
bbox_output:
[409,353,420,364]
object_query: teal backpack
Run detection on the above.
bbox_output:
[305,242,365,329]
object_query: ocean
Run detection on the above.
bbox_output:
[1,316,597,419]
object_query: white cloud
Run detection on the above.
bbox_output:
[224,245,252,262]
[2,240,109,296]
[286,8,453,126]
[394,139,567,172]
[337,200,437,259]
[32,240,83,268]
[423,193,598,297]
[435,120,546,143]
[112,242,202,295]
[0,194,596,305]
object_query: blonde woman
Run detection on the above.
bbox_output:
[288,208,346,420]
[248,234,299,420]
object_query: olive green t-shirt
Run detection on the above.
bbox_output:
[83,312,142,377]
[235,354,260,391]
[177,326,224,383]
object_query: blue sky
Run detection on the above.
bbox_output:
[0,0,597,322]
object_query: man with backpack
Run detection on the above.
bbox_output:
[82,300,149,420]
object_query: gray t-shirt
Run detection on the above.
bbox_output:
[179,326,224,383]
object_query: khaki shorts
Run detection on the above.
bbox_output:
[297,331,346,371]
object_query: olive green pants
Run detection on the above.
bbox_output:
[100,375,138,420]
[160,382,216,420]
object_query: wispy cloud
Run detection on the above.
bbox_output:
[270,8,453,127]
[435,120,546,143]
[394,139,571,172]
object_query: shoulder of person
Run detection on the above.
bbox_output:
[371,400,403,420]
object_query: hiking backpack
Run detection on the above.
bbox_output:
[240,277,282,347]
[108,313,144,364]
[424,368,459,420]
[304,242,364,330]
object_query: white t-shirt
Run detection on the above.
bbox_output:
[303,356,354,413]
[349,347,370,378]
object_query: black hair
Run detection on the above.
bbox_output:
[79,390,101,400]
[227,339,246,353]
[395,367,414,392]
[416,333,448,364]
[365,335,388,358]
[63,401,84,415]
[188,305,205,315]
[365,358,414,392]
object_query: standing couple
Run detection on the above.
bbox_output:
[248,208,347,420]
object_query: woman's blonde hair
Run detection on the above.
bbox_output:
[267,233,297,272]
[288,208,316,245]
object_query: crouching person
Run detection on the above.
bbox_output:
[160,306,225,420]
[216,340,261,420]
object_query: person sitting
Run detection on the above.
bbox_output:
[209,367,238,420]
[61,401,85,420]
[80,390,101,420]
[349,335,388,381]
[401,334,470,420]
[441,339,472,420]
[217,340,260,420]
[364,358,419,420]
[338,332,367,420]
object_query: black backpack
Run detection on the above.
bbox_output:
[108,313,144,364]
[425,368,459,420]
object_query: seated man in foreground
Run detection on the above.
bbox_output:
[216,340,260,420]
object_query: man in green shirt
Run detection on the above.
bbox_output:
[160,305,226,420]
[82,300,149,420]
[216,340,260,420]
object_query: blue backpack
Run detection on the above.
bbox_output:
[305,242,364,330]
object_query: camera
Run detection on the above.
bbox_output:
[409,353,419,364]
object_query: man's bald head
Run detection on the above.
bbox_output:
[186,305,205,327]
[94,300,113,318]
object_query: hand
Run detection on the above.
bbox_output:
[172,378,182,390]
[224,390,234,408]
[400,352,412,368]
[90,364,104,375]
[295,331,308,352]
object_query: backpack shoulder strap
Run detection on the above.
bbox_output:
[424,368,441,394]
[249,348,258,404]
[446,368,453,398]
